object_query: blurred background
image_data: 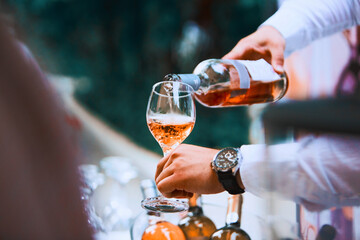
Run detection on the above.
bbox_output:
[3,0,277,154]
[2,0,359,239]
[1,1,279,238]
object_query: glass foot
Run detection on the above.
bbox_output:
[141,196,188,213]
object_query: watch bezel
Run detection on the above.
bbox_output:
[212,147,240,172]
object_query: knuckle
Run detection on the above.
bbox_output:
[271,41,285,51]
[172,157,184,168]
[170,152,181,160]
[157,182,165,192]
[163,192,172,198]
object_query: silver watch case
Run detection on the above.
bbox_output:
[211,147,240,174]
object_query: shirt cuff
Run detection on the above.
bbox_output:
[239,142,301,197]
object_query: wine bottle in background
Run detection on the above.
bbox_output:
[315,224,337,240]
[134,179,186,240]
[178,194,217,240]
[210,195,250,240]
[164,59,288,108]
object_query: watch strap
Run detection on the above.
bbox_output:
[217,170,245,195]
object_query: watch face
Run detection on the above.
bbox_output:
[215,148,238,170]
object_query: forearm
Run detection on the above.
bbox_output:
[261,0,360,57]
[239,134,360,211]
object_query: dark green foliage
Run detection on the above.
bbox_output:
[5,0,276,154]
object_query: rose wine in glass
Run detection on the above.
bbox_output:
[143,81,195,212]
[147,114,195,155]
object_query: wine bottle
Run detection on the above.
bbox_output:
[164,59,288,107]
[210,195,250,240]
[139,179,186,240]
[178,194,217,240]
[315,224,336,240]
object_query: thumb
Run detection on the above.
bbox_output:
[222,50,240,60]
[270,48,285,74]
[222,43,247,60]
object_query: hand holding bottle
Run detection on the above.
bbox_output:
[155,144,225,198]
[223,26,286,74]
[166,34,288,108]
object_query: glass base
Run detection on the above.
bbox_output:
[141,196,188,213]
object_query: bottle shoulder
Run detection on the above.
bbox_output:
[178,212,217,239]
[211,225,251,240]
[178,214,216,226]
[193,59,231,76]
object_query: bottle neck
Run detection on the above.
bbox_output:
[188,193,202,207]
[188,193,204,215]
[147,210,161,219]
[141,180,158,199]
[140,179,162,218]
[225,195,243,227]
[164,73,201,91]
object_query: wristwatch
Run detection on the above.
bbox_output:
[211,147,245,195]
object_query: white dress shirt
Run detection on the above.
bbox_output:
[241,135,360,211]
[240,0,360,211]
[262,0,360,57]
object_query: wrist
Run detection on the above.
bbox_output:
[235,169,245,191]
[212,147,245,195]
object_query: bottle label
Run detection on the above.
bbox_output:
[224,59,280,89]
[238,59,280,81]
[226,212,240,225]
[223,60,251,89]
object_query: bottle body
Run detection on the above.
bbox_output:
[142,216,186,240]
[209,195,250,240]
[165,59,288,108]
[178,194,217,240]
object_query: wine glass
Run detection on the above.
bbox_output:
[142,81,196,213]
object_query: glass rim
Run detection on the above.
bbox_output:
[152,80,194,98]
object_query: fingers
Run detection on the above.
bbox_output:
[155,154,171,180]
[155,144,222,197]
[166,190,193,199]
[223,25,286,75]
[270,47,285,74]
[155,163,174,185]
[157,174,187,198]
[156,164,192,198]
[225,43,285,74]
[222,47,245,60]
[222,41,246,60]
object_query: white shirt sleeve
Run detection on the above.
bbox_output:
[261,0,360,57]
[240,134,360,211]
